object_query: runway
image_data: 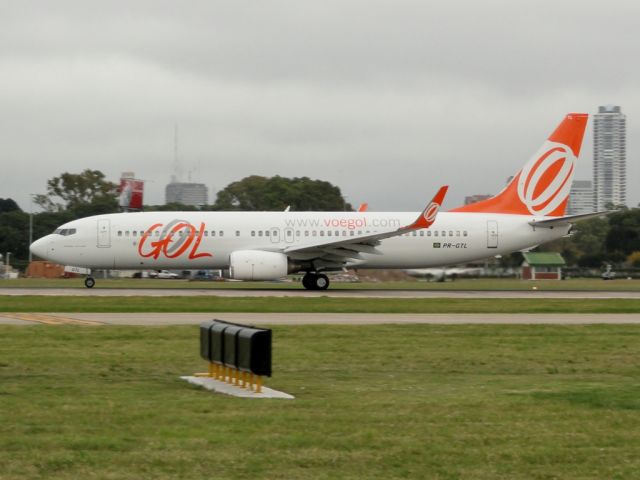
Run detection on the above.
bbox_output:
[3,312,640,326]
[1,287,639,299]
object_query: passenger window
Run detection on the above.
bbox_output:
[312,231,317,236]
[320,231,325,237]
[441,231,446,237]
[305,231,309,237]
[258,231,263,237]
[125,231,130,236]
[342,231,347,236]
[456,231,460,237]
[412,231,417,236]
[463,231,468,237]
[236,231,240,237]
[419,231,424,236]
[350,231,355,236]
[327,231,332,236]
[296,231,301,237]
[133,231,137,237]
[204,231,208,237]
[118,231,122,237]
[211,231,216,237]
[265,230,270,236]
[219,231,224,237]
[251,231,255,237]
[449,231,453,236]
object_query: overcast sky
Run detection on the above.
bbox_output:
[1,0,638,212]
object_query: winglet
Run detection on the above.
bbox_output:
[405,185,448,230]
[357,203,368,212]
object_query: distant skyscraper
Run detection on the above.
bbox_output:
[567,180,594,215]
[165,182,208,206]
[593,105,626,210]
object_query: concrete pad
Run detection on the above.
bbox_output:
[181,376,294,399]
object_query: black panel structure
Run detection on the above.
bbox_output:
[202,320,272,377]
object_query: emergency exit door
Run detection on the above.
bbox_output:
[487,220,498,248]
[97,219,111,248]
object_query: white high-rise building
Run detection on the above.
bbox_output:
[567,180,594,215]
[593,105,626,210]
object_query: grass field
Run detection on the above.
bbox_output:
[2,277,640,291]
[2,296,640,313]
[2,324,640,479]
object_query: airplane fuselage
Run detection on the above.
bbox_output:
[31,210,568,271]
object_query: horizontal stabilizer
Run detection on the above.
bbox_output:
[529,211,612,228]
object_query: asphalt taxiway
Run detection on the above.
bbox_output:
[2,312,640,326]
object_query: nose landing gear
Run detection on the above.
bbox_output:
[301,272,330,290]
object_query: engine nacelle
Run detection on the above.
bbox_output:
[229,250,290,281]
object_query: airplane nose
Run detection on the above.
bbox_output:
[30,237,51,260]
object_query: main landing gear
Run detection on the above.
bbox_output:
[302,272,330,290]
[84,277,95,289]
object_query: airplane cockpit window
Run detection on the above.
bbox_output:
[53,228,77,236]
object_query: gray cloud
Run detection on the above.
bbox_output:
[1,0,638,211]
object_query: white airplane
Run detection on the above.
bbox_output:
[31,113,599,290]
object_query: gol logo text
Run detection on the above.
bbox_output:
[137,220,212,260]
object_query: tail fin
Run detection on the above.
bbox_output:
[452,113,588,216]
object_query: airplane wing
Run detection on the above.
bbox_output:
[529,211,613,228]
[282,186,448,268]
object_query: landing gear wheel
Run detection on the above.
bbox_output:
[84,277,95,289]
[302,273,316,290]
[314,274,330,290]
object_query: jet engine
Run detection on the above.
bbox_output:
[229,250,295,281]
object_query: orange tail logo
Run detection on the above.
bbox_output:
[452,113,588,216]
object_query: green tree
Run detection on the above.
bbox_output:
[0,198,21,213]
[34,169,118,214]
[605,209,640,261]
[212,175,353,211]
[0,210,29,266]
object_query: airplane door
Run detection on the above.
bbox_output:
[487,220,498,248]
[284,227,294,244]
[270,227,280,243]
[97,219,111,248]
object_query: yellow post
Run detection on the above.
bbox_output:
[249,373,254,391]
[241,371,248,388]
[208,363,214,377]
[256,375,263,393]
